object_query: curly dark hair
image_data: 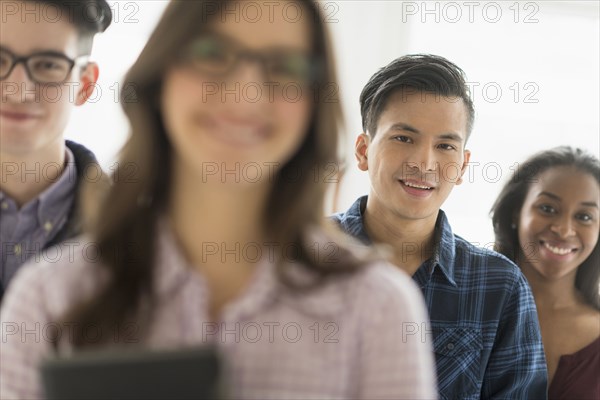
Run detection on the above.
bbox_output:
[491,146,600,309]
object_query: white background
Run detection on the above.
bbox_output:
[66,1,600,245]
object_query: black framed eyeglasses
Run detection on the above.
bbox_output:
[0,47,89,84]
[179,34,322,87]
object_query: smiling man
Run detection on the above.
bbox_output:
[0,0,111,297]
[332,54,548,399]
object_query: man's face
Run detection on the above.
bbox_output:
[0,1,97,157]
[356,90,471,222]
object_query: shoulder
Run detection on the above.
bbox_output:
[66,140,99,167]
[1,236,108,321]
[304,226,421,306]
[65,140,109,188]
[286,254,428,325]
[454,234,524,283]
[328,196,366,228]
[0,236,106,400]
[329,211,344,224]
[354,260,421,298]
[340,260,428,321]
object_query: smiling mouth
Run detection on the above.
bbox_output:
[198,114,271,146]
[0,110,40,120]
[399,179,434,190]
[540,241,577,255]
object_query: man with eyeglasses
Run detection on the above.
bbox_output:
[0,0,111,298]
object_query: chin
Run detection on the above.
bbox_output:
[395,207,436,221]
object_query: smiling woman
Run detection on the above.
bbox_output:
[518,169,598,277]
[491,146,600,399]
[0,1,436,399]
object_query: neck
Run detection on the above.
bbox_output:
[0,140,66,207]
[519,259,582,312]
[363,195,437,276]
[168,159,270,269]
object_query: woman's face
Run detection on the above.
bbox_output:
[517,166,600,282]
[161,1,314,185]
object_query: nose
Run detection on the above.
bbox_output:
[404,143,437,173]
[227,57,271,108]
[550,215,576,239]
[229,53,269,84]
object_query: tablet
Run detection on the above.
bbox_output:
[41,345,223,400]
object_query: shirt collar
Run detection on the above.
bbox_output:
[427,210,457,286]
[154,219,346,321]
[338,195,457,286]
[0,148,77,224]
[337,195,372,245]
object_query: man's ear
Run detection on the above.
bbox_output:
[75,62,99,106]
[355,133,370,171]
[456,149,471,185]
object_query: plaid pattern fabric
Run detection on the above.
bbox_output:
[332,195,548,400]
[0,221,437,399]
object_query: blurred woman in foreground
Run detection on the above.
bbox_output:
[0,1,435,398]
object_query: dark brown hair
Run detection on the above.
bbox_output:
[359,54,475,138]
[491,146,600,309]
[31,0,112,54]
[66,0,363,347]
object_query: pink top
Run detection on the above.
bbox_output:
[549,336,600,400]
[0,224,437,399]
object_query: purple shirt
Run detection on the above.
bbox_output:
[0,221,437,399]
[0,149,77,291]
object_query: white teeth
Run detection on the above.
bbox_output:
[543,242,573,255]
[213,119,265,145]
[403,181,432,190]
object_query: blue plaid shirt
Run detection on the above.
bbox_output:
[332,196,548,400]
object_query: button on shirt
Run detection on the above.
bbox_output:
[0,149,77,291]
[331,196,548,400]
[0,220,437,399]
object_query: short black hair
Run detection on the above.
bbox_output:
[491,146,600,310]
[30,0,112,54]
[359,54,475,138]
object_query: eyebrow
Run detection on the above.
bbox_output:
[389,123,463,142]
[538,191,599,208]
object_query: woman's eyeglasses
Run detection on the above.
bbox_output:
[0,47,89,84]
[179,34,321,87]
